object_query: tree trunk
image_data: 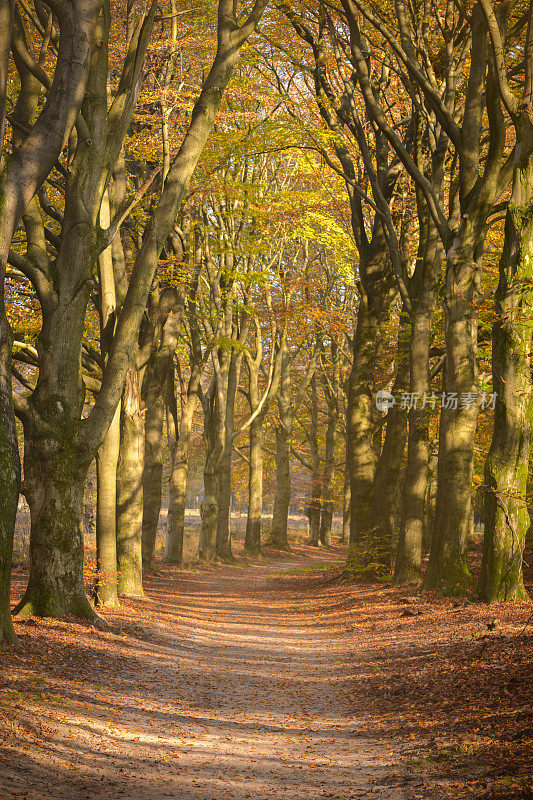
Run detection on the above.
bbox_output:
[479,141,533,602]
[165,446,187,565]
[269,424,291,549]
[216,352,242,559]
[244,416,263,554]
[423,447,438,554]
[216,445,233,559]
[394,235,439,584]
[308,375,321,546]
[423,247,478,594]
[369,316,410,576]
[142,381,165,568]
[95,404,120,607]
[342,459,351,545]
[165,370,198,564]
[199,387,221,561]
[346,294,381,573]
[319,400,338,546]
[116,368,145,596]
[13,428,95,620]
[0,332,18,638]
[95,191,120,608]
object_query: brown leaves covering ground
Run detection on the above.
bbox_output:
[0,536,531,800]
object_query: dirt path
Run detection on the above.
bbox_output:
[1,553,403,800]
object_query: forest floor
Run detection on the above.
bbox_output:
[1,536,532,800]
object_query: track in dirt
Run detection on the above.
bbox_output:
[1,551,402,800]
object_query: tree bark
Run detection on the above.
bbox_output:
[307,375,322,546]
[199,384,222,560]
[116,368,145,596]
[369,315,410,576]
[319,344,341,545]
[394,226,441,584]
[342,457,351,545]
[141,381,165,568]
[244,417,263,554]
[346,294,381,573]
[270,423,291,549]
[10,0,268,624]
[423,243,480,594]
[479,129,533,602]
[13,422,95,620]
[95,191,120,607]
[95,404,120,607]
[0,0,99,641]
[216,352,243,559]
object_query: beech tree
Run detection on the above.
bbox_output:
[479,0,532,601]
[10,0,268,620]
[0,0,100,642]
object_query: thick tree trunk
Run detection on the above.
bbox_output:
[369,317,410,576]
[116,368,145,596]
[13,428,95,620]
[394,240,439,583]
[95,404,120,607]
[0,322,18,639]
[0,0,99,639]
[142,382,165,568]
[423,247,478,594]
[269,424,291,549]
[479,144,533,602]
[346,295,381,573]
[244,417,263,554]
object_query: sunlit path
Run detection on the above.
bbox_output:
[2,554,402,800]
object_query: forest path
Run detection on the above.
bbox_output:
[2,547,403,800]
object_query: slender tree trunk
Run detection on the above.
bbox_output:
[199,388,221,560]
[142,380,165,568]
[116,368,145,596]
[423,447,438,553]
[165,448,186,565]
[269,423,291,549]
[95,404,120,607]
[216,445,233,559]
[319,402,338,546]
[479,142,533,602]
[244,416,263,554]
[308,375,321,546]
[95,192,120,607]
[216,353,242,559]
